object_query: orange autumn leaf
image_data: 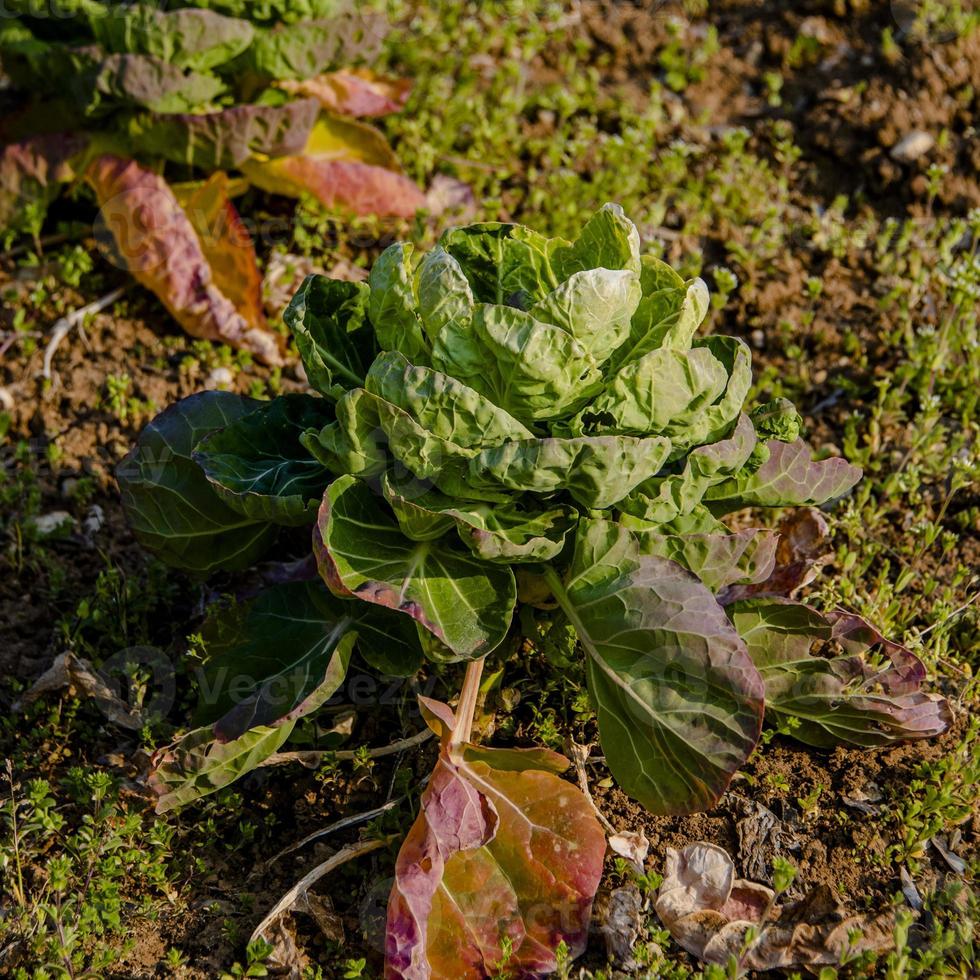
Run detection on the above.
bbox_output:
[86,155,283,364]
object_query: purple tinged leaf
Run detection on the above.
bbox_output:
[729,598,952,747]
[705,439,862,512]
[385,698,606,979]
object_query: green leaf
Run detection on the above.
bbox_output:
[528,268,641,365]
[548,519,764,814]
[551,202,641,279]
[302,387,388,479]
[315,475,516,660]
[638,252,685,294]
[705,439,862,512]
[368,243,430,361]
[91,5,255,71]
[729,599,951,748]
[116,392,277,573]
[439,221,565,307]
[235,11,385,80]
[284,274,376,399]
[572,336,751,451]
[612,278,709,367]
[432,304,601,424]
[417,246,474,343]
[127,98,320,170]
[623,506,779,593]
[197,579,421,730]
[620,414,757,525]
[365,351,533,447]
[149,723,293,814]
[193,394,335,526]
[382,473,576,563]
[468,433,672,510]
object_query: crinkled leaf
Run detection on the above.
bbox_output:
[283,274,376,399]
[433,304,601,424]
[302,387,389,479]
[574,337,751,451]
[314,475,516,660]
[383,473,576,563]
[87,156,283,364]
[278,68,412,116]
[439,221,565,307]
[193,394,335,526]
[116,392,276,573]
[367,244,430,360]
[619,414,758,525]
[172,171,271,345]
[611,278,709,369]
[549,519,764,814]
[149,722,294,814]
[624,506,779,594]
[196,579,421,732]
[728,599,952,747]
[241,116,425,219]
[639,252,685,293]
[417,246,474,343]
[529,268,641,365]
[385,698,605,979]
[705,439,862,512]
[128,98,319,170]
[236,11,386,80]
[468,433,672,510]
[91,5,254,71]
[551,202,641,279]
[366,352,532,448]
[68,47,225,115]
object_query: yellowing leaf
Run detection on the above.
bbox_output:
[86,155,283,364]
[242,115,425,218]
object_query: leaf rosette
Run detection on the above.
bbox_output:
[117,205,950,978]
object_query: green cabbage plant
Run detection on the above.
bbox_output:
[119,204,950,977]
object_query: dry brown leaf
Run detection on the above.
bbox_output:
[15,652,144,730]
[656,842,895,971]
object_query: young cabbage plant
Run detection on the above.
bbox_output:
[119,204,951,977]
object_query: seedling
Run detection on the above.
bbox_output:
[119,205,950,977]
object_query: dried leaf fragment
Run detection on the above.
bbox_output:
[655,842,895,971]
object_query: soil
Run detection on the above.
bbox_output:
[1,1,977,977]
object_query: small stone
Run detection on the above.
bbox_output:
[30,511,75,537]
[0,386,13,411]
[751,329,765,349]
[891,130,934,163]
[205,366,234,390]
[83,505,105,537]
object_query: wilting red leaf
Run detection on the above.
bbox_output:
[86,155,283,364]
[385,698,605,980]
[242,115,425,219]
[279,69,412,117]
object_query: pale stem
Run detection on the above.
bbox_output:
[450,656,486,748]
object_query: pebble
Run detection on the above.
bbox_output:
[891,130,934,163]
[0,387,13,411]
[83,505,105,537]
[30,511,75,537]
[750,329,765,350]
[205,366,234,390]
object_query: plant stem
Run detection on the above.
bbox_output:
[450,657,486,748]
